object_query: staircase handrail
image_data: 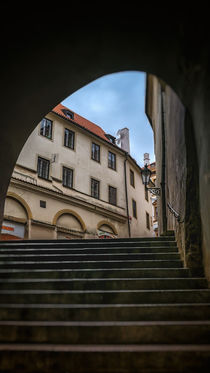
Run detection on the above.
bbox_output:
[167,202,184,223]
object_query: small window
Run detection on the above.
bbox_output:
[132,199,137,219]
[155,206,158,220]
[64,128,75,149]
[63,166,73,188]
[108,151,116,170]
[130,169,135,187]
[91,143,100,162]
[40,200,46,208]
[40,118,53,139]
[91,178,100,199]
[146,212,150,230]
[109,186,117,205]
[37,157,50,180]
[62,109,74,120]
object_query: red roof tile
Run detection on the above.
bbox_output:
[52,103,110,142]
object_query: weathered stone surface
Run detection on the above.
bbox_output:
[0,237,210,371]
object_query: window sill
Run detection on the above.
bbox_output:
[37,176,52,183]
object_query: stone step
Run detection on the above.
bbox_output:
[0,259,184,269]
[0,320,210,345]
[1,289,210,304]
[0,236,176,247]
[0,240,177,249]
[0,246,179,254]
[0,252,181,261]
[0,278,207,291]
[1,303,210,322]
[0,344,209,372]
[0,236,175,244]
[0,267,191,279]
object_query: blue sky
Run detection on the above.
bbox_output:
[62,71,155,167]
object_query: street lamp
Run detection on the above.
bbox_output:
[141,164,161,196]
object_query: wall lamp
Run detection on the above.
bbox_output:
[141,164,161,196]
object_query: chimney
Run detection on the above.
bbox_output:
[116,128,130,153]
[144,153,150,166]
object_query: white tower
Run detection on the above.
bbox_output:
[116,128,130,153]
[144,153,150,165]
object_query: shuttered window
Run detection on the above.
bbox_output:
[109,186,117,205]
[40,118,53,139]
[91,178,100,199]
[91,143,100,162]
[37,157,50,180]
[132,199,137,219]
[64,128,75,149]
[108,151,116,170]
[63,167,73,188]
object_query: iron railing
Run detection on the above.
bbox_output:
[167,202,184,223]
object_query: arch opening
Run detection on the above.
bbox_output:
[0,64,205,276]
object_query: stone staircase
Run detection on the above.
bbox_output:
[0,235,210,372]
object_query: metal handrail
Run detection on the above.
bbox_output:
[167,202,184,223]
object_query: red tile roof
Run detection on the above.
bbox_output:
[52,103,110,142]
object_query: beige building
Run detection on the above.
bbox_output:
[1,104,153,240]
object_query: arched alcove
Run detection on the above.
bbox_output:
[53,209,86,239]
[1,194,31,239]
[97,220,118,237]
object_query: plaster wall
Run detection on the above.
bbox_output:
[126,162,153,237]
[164,85,187,263]
[7,184,127,239]
[17,112,127,209]
[146,75,204,275]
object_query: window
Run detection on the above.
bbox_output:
[63,166,73,188]
[109,186,117,205]
[108,151,116,170]
[91,178,100,199]
[132,199,137,219]
[62,109,74,120]
[91,143,100,162]
[154,206,158,220]
[145,186,149,201]
[146,212,150,230]
[130,169,135,187]
[37,157,50,180]
[40,200,46,208]
[64,128,75,149]
[40,118,53,139]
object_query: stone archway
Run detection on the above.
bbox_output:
[0,16,210,278]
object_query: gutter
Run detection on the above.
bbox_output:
[124,153,131,238]
[160,88,168,234]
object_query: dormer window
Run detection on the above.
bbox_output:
[105,134,116,144]
[62,109,74,120]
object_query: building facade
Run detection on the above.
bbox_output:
[2,104,153,240]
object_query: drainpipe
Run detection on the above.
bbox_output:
[160,88,168,235]
[124,153,131,238]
